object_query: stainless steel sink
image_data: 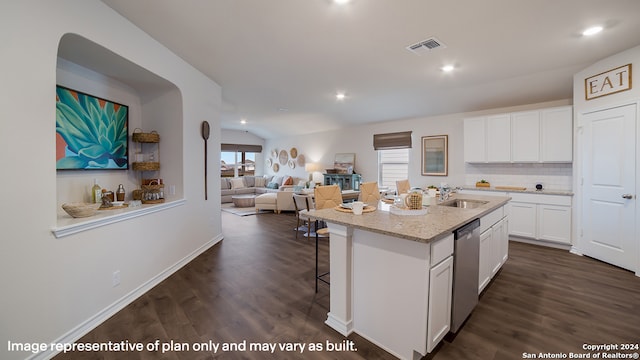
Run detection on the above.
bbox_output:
[439,199,489,209]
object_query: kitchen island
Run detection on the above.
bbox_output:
[306,193,510,360]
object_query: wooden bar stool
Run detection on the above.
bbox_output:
[313,185,343,292]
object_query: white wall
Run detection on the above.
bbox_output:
[0,1,222,359]
[265,100,572,190]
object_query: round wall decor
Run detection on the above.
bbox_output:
[288,159,296,169]
[290,147,298,159]
[297,154,306,167]
[272,163,280,172]
[278,149,288,165]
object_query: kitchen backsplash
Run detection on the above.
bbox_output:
[464,163,572,191]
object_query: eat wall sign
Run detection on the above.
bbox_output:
[585,64,632,100]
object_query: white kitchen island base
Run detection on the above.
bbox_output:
[324,223,454,360]
[307,194,510,360]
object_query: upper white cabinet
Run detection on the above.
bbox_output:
[541,106,573,162]
[463,116,487,163]
[487,114,511,162]
[511,111,541,162]
[464,105,573,163]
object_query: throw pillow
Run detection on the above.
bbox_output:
[244,176,255,188]
[255,177,266,187]
[230,178,245,190]
[273,176,284,186]
[220,178,230,190]
[283,176,293,186]
[266,182,279,189]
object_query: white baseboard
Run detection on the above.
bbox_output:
[324,313,353,337]
[31,234,224,360]
[509,236,571,251]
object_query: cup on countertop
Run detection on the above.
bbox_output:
[427,188,437,197]
[352,201,364,215]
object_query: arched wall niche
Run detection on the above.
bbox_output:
[55,33,184,225]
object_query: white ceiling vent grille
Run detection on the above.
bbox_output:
[406,37,446,55]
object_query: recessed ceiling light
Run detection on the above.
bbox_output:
[240,119,247,125]
[582,26,603,36]
[336,92,346,100]
[334,0,350,4]
[442,65,455,72]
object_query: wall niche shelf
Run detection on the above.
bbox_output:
[53,199,185,238]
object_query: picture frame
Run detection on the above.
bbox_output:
[334,153,355,174]
[421,135,448,176]
[56,85,129,170]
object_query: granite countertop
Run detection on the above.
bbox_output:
[461,186,573,196]
[305,193,510,244]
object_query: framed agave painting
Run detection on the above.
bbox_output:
[56,86,129,170]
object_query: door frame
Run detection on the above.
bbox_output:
[573,99,640,277]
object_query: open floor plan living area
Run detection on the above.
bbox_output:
[3,1,640,359]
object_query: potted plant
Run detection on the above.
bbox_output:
[476,179,490,188]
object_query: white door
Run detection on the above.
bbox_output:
[580,104,636,272]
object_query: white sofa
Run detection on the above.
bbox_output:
[221,175,303,212]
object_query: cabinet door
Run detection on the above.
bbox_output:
[464,117,486,163]
[509,202,537,238]
[478,229,492,294]
[487,114,511,162]
[491,219,504,277]
[427,255,453,352]
[538,204,572,244]
[502,217,509,263]
[511,111,540,162]
[541,106,573,162]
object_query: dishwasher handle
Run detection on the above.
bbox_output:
[454,218,480,239]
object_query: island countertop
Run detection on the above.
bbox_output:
[306,193,510,243]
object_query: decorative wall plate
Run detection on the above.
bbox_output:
[288,159,296,169]
[278,149,288,165]
[297,154,306,167]
[290,147,298,159]
[266,158,272,167]
[271,149,278,158]
[273,163,280,172]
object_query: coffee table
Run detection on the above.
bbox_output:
[232,194,256,208]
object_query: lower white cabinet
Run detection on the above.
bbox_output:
[427,255,453,352]
[478,207,508,294]
[509,193,572,244]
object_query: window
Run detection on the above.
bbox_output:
[221,151,255,177]
[378,148,409,189]
[220,143,261,177]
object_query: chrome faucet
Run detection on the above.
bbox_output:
[439,185,451,201]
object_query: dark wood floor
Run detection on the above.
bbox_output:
[56,211,640,360]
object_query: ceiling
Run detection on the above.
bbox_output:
[101,0,640,139]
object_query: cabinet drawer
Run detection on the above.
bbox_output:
[431,233,454,266]
[509,192,571,206]
[479,207,503,234]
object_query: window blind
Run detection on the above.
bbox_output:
[221,143,263,153]
[373,131,412,150]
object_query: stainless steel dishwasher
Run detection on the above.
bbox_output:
[450,218,481,333]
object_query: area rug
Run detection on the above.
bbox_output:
[221,203,270,216]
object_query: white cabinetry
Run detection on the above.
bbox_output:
[511,111,540,162]
[477,206,508,294]
[427,254,453,352]
[464,105,572,163]
[463,116,487,162]
[487,114,511,162]
[541,106,573,162]
[509,193,572,244]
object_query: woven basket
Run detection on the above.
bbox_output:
[62,203,100,218]
[132,129,159,143]
[132,162,160,171]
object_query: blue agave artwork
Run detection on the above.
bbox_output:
[56,86,128,170]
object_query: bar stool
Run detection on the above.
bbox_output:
[313,185,343,292]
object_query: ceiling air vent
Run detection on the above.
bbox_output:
[406,37,446,55]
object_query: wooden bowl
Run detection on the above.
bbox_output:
[62,203,100,218]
